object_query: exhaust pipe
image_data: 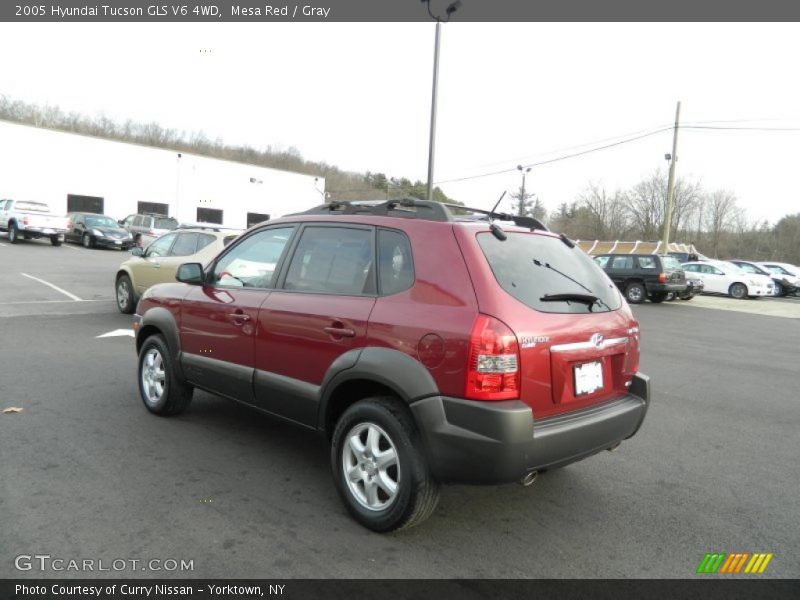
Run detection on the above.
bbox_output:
[519,470,538,487]
[607,442,621,452]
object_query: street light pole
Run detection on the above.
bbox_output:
[517,165,531,216]
[423,0,461,203]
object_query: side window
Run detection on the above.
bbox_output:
[683,264,697,273]
[170,233,199,257]
[212,226,295,288]
[146,233,177,257]
[378,229,414,295]
[284,226,374,295]
[196,233,216,252]
[610,256,633,269]
[711,267,724,275]
[594,256,610,268]
[133,216,144,227]
[637,256,657,269]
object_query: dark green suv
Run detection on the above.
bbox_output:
[594,253,687,304]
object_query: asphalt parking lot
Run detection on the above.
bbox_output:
[1,237,798,579]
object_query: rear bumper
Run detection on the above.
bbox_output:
[649,282,687,293]
[411,373,650,484]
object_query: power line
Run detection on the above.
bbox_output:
[681,125,800,131]
[434,126,673,185]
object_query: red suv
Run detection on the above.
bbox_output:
[133,199,650,532]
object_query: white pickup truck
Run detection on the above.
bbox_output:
[0,198,69,246]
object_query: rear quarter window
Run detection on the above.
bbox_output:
[477,232,621,313]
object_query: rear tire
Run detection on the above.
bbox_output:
[331,397,440,532]
[50,236,62,247]
[138,335,193,416]
[624,282,646,304]
[729,282,748,300]
[8,223,19,244]
[116,274,136,314]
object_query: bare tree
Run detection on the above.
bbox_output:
[704,190,738,257]
[578,183,629,239]
[624,171,665,239]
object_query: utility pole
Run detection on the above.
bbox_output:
[662,101,681,250]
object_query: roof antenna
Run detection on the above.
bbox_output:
[489,191,507,241]
[489,191,506,217]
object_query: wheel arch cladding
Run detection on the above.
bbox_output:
[319,347,440,434]
[137,307,184,380]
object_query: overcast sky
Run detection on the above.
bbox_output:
[2,22,800,225]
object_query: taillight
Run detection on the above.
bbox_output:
[658,272,667,283]
[465,314,520,401]
[67,221,73,230]
[23,216,29,226]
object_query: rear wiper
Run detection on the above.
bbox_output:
[540,293,599,307]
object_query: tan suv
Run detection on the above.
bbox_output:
[115,227,240,313]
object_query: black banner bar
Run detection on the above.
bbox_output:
[2,579,799,600]
[4,0,800,22]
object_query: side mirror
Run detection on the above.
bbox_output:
[176,263,204,285]
[131,247,144,257]
[118,220,124,226]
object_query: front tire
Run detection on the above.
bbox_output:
[82,233,93,249]
[729,282,748,300]
[624,282,646,304]
[331,397,440,532]
[138,335,193,416]
[773,282,783,297]
[116,274,136,314]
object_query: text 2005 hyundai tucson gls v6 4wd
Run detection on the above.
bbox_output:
[133,199,650,532]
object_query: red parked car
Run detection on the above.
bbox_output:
[133,199,650,532]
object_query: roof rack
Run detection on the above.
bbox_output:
[294,198,452,222]
[292,197,548,232]
[442,203,548,231]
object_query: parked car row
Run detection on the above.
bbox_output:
[592,252,800,304]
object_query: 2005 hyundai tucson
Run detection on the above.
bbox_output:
[133,199,650,532]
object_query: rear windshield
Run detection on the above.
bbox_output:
[16,201,49,212]
[155,217,179,230]
[477,232,621,313]
[661,256,682,271]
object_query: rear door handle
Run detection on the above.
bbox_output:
[323,326,356,338]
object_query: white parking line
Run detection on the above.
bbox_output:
[63,244,78,250]
[0,299,107,305]
[20,273,84,302]
[0,242,6,247]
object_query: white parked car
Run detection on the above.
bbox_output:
[757,262,800,297]
[681,260,773,299]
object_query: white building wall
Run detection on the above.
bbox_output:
[0,120,324,229]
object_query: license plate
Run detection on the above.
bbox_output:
[43,228,54,234]
[115,240,122,245]
[574,360,603,396]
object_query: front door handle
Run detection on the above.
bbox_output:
[323,326,356,338]
[228,312,252,325]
